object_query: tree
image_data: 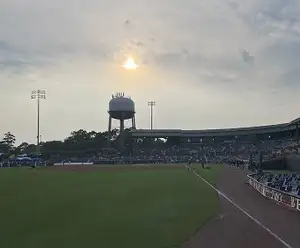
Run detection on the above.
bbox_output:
[18,142,29,150]
[1,127,137,159]
[14,142,29,155]
[23,144,37,155]
[40,140,65,159]
[92,132,107,149]
[2,132,16,151]
[64,129,92,152]
[0,141,10,154]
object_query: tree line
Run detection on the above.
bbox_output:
[0,129,174,160]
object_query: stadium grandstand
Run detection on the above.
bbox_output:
[131,117,300,144]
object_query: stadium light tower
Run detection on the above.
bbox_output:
[148,101,156,130]
[31,90,46,155]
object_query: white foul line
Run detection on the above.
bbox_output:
[189,167,292,248]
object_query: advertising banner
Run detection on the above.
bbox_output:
[248,174,300,212]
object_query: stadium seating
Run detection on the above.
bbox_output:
[252,172,300,196]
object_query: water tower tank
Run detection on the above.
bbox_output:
[107,93,136,153]
[109,96,135,120]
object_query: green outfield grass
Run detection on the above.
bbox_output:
[0,164,221,248]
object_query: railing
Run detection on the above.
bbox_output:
[53,162,94,166]
[247,174,300,212]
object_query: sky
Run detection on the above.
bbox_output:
[1,0,300,144]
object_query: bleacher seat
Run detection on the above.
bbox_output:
[253,172,300,196]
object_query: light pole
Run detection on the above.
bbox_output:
[148,101,156,130]
[31,90,46,155]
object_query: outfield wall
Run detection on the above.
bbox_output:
[286,155,300,172]
[247,174,300,212]
[261,158,286,170]
[53,162,94,166]
[260,156,300,171]
[52,160,186,166]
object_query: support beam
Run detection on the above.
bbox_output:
[107,116,112,148]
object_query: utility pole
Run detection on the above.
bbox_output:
[31,90,46,155]
[148,101,156,130]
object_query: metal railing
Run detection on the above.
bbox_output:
[247,173,300,212]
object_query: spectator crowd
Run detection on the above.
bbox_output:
[54,137,299,166]
[1,136,299,167]
[252,172,300,196]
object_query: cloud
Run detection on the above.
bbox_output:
[280,67,300,88]
[0,41,15,52]
[124,20,131,25]
[0,0,300,143]
[228,2,239,10]
[261,41,300,68]
[241,49,255,64]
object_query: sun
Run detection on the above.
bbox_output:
[122,56,138,70]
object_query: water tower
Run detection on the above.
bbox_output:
[108,93,136,151]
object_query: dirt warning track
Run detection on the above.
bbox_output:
[183,167,300,248]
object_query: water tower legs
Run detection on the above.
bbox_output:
[131,115,137,155]
[107,116,112,148]
[107,113,136,152]
[132,116,136,129]
[119,114,125,153]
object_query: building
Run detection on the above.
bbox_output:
[131,118,300,145]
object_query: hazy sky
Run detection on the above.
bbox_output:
[1,0,300,144]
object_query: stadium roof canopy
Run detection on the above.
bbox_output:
[288,117,300,126]
[132,118,300,138]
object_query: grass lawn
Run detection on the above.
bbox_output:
[0,164,221,248]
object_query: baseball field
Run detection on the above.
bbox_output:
[0,164,220,248]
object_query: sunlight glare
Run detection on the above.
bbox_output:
[122,56,138,70]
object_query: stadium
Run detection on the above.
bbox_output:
[132,117,299,144]
[1,95,300,248]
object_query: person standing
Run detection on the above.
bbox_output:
[258,151,263,174]
[201,156,205,169]
[249,153,253,168]
[187,158,192,171]
[31,161,36,170]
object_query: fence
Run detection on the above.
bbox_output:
[53,162,94,166]
[247,174,300,212]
